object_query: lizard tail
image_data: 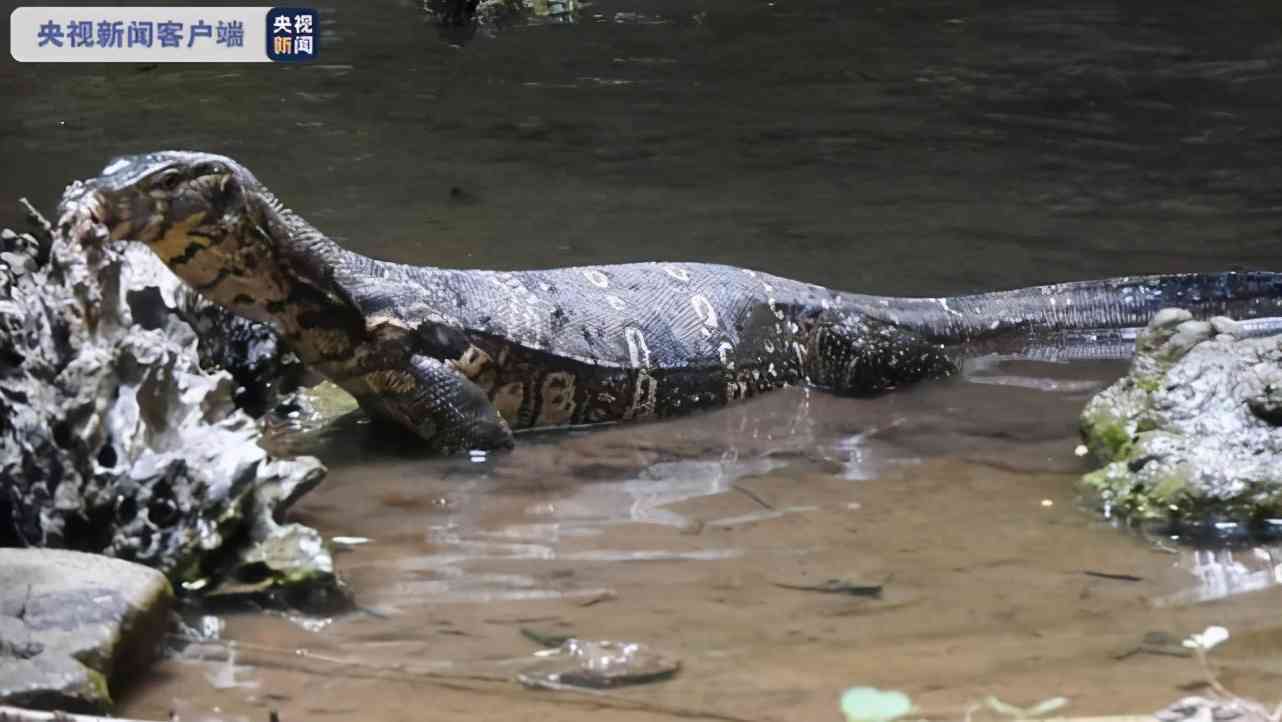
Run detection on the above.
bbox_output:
[857,271,1282,359]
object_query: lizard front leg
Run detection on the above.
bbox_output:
[357,354,514,453]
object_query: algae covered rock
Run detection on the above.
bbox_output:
[0,186,334,599]
[1080,308,1282,525]
[0,548,173,713]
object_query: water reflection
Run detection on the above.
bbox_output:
[364,450,781,602]
[289,359,1111,607]
[1157,545,1282,607]
[180,643,261,691]
[559,455,785,527]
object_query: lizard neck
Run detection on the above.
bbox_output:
[240,184,373,370]
[251,184,366,292]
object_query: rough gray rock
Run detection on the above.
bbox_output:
[98,214,307,417]
[1080,308,1282,527]
[0,186,333,596]
[0,548,173,713]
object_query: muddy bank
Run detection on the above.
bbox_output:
[0,187,332,601]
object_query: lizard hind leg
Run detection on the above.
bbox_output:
[806,314,957,396]
[358,354,514,453]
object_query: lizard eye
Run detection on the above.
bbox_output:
[154,169,183,191]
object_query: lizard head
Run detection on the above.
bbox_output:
[83,150,300,325]
[88,150,245,246]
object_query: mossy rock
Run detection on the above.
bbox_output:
[1079,309,1282,527]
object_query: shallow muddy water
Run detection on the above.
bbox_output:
[6,0,1282,719]
[121,361,1282,721]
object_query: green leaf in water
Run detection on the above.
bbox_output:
[840,687,914,722]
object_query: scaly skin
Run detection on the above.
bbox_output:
[75,151,1282,452]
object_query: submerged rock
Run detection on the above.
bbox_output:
[0,186,334,598]
[1079,308,1282,527]
[517,639,681,690]
[0,548,173,713]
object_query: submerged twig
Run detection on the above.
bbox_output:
[730,484,774,510]
[521,627,573,648]
[1190,644,1234,700]
[15,198,53,265]
[772,580,883,597]
[17,198,51,241]
[1082,571,1143,582]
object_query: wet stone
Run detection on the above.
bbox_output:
[1079,307,1282,527]
[0,548,173,713]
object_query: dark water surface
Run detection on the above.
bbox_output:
[6,1,1282,719]
[7,1,1282,292]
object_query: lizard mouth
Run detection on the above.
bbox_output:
[57,179,148,247]
[55,180,113,246]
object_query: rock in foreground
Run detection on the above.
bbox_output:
[1080,308,1282,528]
[0,548,172,713]
[0,186,332,596]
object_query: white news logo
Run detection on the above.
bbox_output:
[10,7,298,62]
